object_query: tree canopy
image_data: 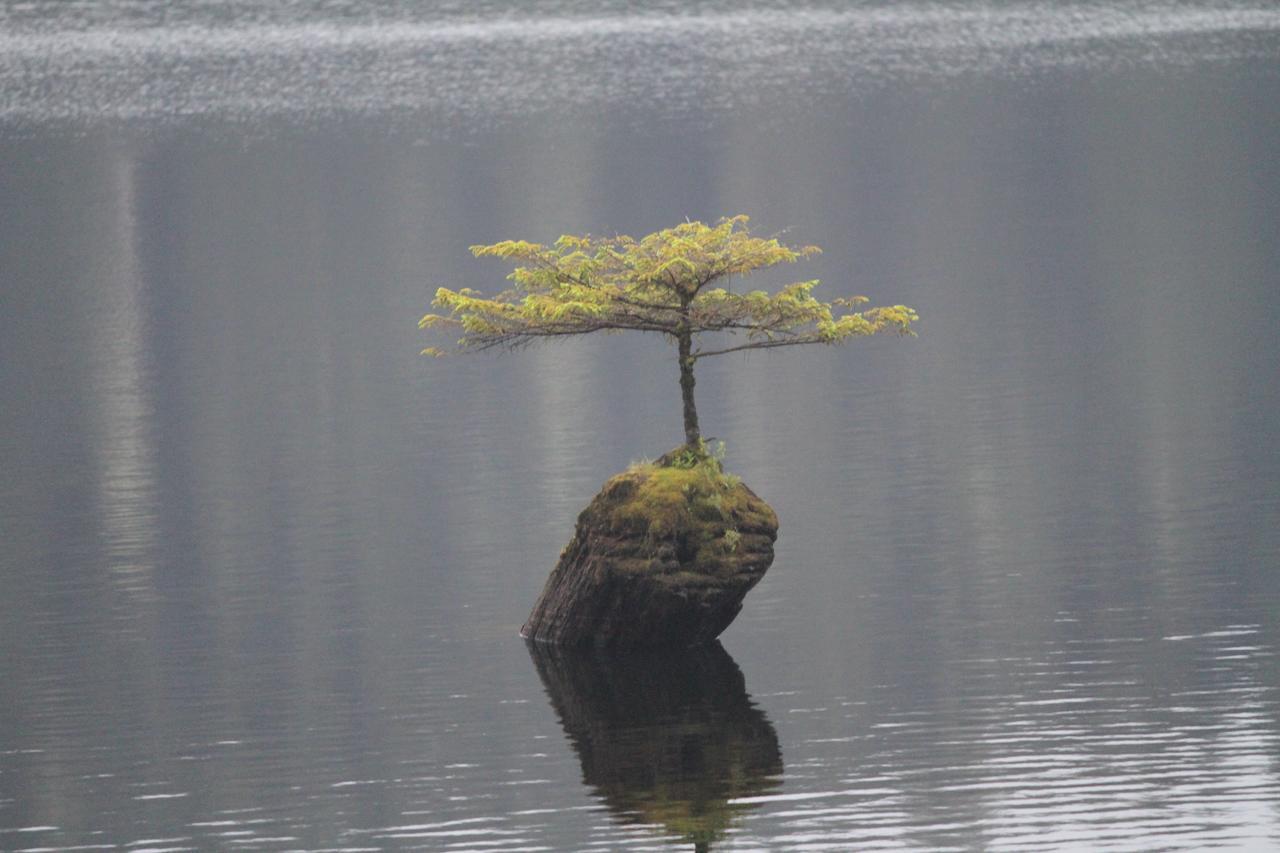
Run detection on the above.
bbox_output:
[420,215,918,447]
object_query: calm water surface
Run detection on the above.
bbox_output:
[2,2,1279,850]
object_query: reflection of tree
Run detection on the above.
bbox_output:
[528,640,783,851]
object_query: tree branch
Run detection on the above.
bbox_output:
[692,336,826,360]
[460,316,676,352]
[610,293,682,313]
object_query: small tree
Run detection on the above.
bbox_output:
[420,215,917,449]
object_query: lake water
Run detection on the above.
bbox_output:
[2,2,1279,850]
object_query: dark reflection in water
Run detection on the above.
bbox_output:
[529,640,782,850]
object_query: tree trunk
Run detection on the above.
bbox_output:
[677,330,700,447]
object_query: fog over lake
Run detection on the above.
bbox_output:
[2,1,1278,850]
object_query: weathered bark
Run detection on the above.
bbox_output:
[521,460,778,649]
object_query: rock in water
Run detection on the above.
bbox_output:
[521,452,779,648]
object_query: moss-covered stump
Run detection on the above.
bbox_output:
[521,449,778,649]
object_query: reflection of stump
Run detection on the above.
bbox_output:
[528,640,783,850]
[522,456,778,648]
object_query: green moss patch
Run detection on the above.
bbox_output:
[589,448,775,576]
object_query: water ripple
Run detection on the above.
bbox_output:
[1,1,1278,126]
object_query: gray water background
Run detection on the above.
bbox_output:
[2,1,1279,849]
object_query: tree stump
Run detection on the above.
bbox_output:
[521,453,778,648]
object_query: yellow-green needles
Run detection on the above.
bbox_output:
[421,215,917,446]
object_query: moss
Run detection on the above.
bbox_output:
[611,556,658,575]
[574,446,777,584]
[688,529,747,573]
[655,570,731,589]
[584,448,776,581]
[603,453,741,540]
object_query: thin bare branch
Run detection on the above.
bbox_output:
[692,337,827,360]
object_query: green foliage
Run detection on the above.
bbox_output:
[665,438,725,471]
[420,215,918,357]
[667,445,704,470]
[421,215,917,448]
